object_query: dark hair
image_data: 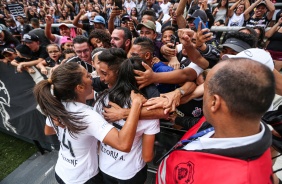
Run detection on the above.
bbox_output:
[133,37,154,55]
[62,48,76,58]
[115,27,132,41]
[216,0,229,17]
[98,48,127,73]
[89,29,111,48]
[97,57,145,109]
[239,26,257,37]
[161,26,175,34]
[60,10,69,20]
[130,7,139,17]
[46,43,61,52]
[208,59,275,119]
[73,35,89,45]
[142,10,156,21]
[253,26,265,49]
[217,19,224,25]
[2,30,20,45]
[33,62,88,137]
[223,31,257,48]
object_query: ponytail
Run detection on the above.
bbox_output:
[33,63,88,138]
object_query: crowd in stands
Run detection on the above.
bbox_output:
[1,0,282,183]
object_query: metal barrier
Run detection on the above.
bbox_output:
[210,26,271,32]
[40,23,270,32]
[211,2,282,7]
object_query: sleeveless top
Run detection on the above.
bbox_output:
[214,8,227,23]
[266,30,282,52]
[228,13,244,27]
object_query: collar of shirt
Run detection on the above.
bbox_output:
[183,122,265,150]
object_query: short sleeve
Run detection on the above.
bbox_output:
[84,109,114,142]
[143,119,160,135]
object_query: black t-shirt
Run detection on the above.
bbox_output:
[17,24,32,35]
[0,31,20,59]
[66,56,94,73]
[31,45,49,59]
[45,56,64,67]
[14,56,36,63]
[82,23,94,35]
[141,84,160,98]
[29,28,51,47]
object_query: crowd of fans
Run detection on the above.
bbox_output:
[1,0,282,183]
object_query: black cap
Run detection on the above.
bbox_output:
[22,33,39,43]
[187,10,208,23]
[1,48,15,55]
[222,38,251,53]
[15,44,32,58]
[121,14,130,21]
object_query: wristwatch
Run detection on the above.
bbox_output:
[177,88,185,97]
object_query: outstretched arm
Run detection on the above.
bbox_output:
[72,9,86,29]
[244,0,262,20]
[45,15,56,42]
[265,17,282,38]
[265,0,275,21]
[228,0,242,18]
[103,101,168,122]
[175,0,188,28]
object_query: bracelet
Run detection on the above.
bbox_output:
[177,88,185,97]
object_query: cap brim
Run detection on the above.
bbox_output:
[136,23,145,30]
[222,43,246,53]
[136,23,154,31]
[187,16,196,20]
[59,25,69,29]
[2,51,13,55]
[94,21,104,24]
[22,39,33,43]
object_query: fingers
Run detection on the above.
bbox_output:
[141,61,151,70]
[143,97,159,107]
[145,103,163,110]
[164,107,172,114]
[134,69,143,76]
[108,101,120,108]
[138,83,146,90]
[168,62,180,70]
[198,21,202,32]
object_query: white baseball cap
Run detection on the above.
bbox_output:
[222,48,274,71]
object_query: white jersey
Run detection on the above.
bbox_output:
[160,2,171,15]
[46,102,114,184]
[228,13,244,27]
[95,99,160,180]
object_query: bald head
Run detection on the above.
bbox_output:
[206,59,275,119]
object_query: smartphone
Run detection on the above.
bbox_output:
[115,0,123,10]
[170,35,177,49]
[193,16,206,30]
